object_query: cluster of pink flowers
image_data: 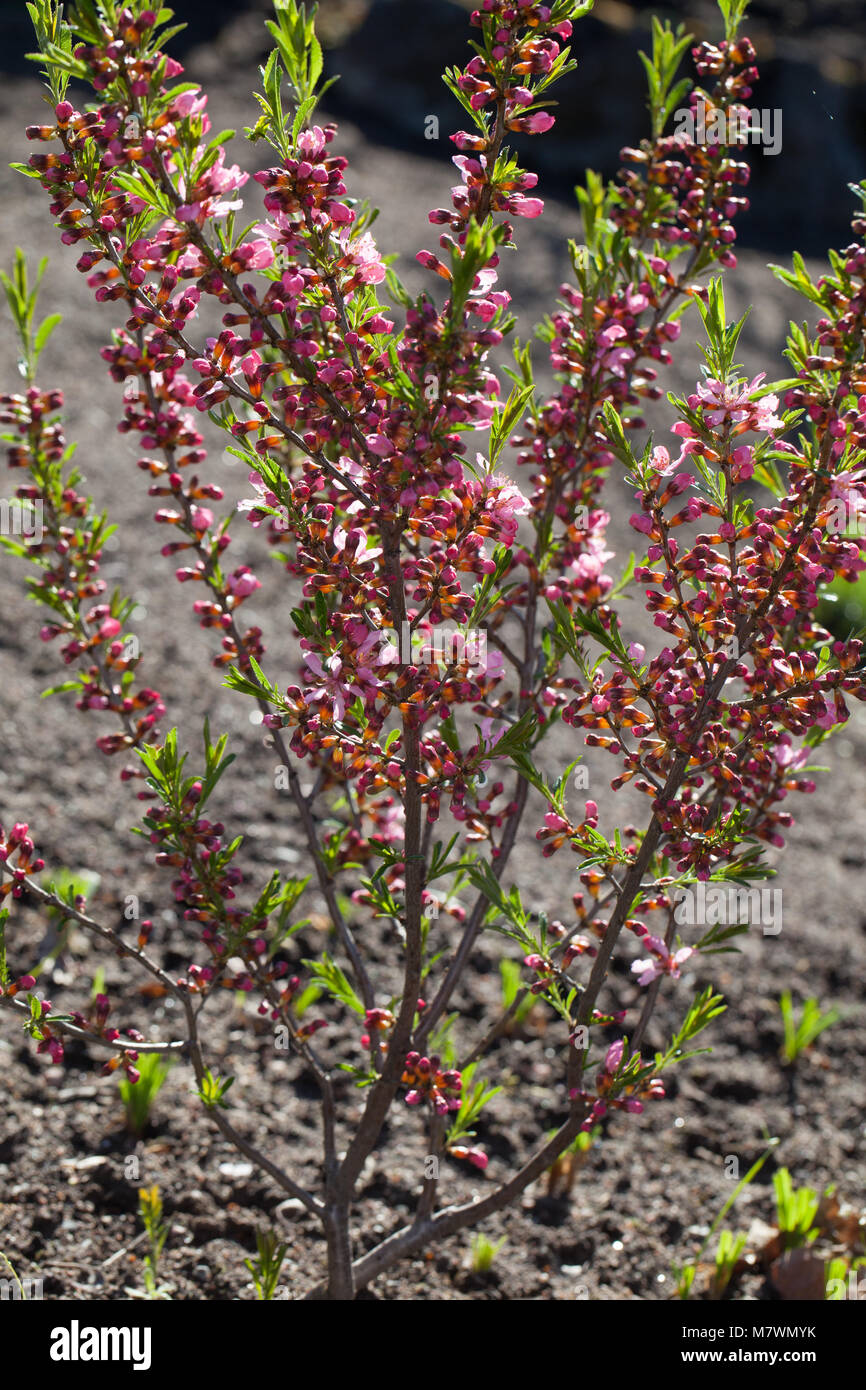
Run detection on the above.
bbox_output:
[614,37,758,265]
[431,0,575,229]
[570,1039,665,1132]
[503,36,762,697]
[0,822,144,1076]
[402,1052,463,1115]
[0,822,44,902]
[360,1006,395,1051]
[26,19,267,688]
[14,0,783,1117]
[559,363,865,870]
[16,3,590,912]
[143,784,279,987]
[0,386,165,757]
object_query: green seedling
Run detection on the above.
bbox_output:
[118,1051,173,1136]
[825,1254,866,1300]
[675,1138,778,1299]
[126,1185,172,1300]
[470,1232,507,1275]
[245,1229,290,1300]
[545,1126,597,1198]
[773,1167,827,1249]
[779,990,840,1064]
[710,1228,748,1298]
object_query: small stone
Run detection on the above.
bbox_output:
[276,1198,307,1217]
[273,847,300,864]
[218,1161,253,1178]
[770,1248,826,1301]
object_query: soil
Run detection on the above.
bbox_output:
[0,6,864,1302]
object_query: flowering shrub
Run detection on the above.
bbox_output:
[1,0,864,1300]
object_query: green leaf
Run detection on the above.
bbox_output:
[488,381,535,466]
[196,1068,235,1109]
[40,680,82,698]
[33,313,62,360]
[445,1062,502,1150]
[302,952,364,1016]
[654,986,727,1073]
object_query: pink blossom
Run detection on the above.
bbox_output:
[226,568,261,599]
[631,937,694,987]
[506,194,544,218]
[337,229,386,284]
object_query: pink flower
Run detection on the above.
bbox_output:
[650,445,677,476]
[333,525,382,567]
[226,568,261,599]
[518,111,555,133]
[754,393,783,431]
[815,694,840,731]
[506,194,544,218]
[729,444,755,481]
[693,373,784,434]
[773,741,808,771]
[451,1145,489,1170]
[631,936,694,987]
[337,229,385,285]
[190,507,213,533]
[173,89,208,119]
[483,477,531,542]
[364,433,395,458]
[234,238,274,269]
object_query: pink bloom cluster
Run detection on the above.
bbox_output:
[0,385,165,758]
[402,1051,463,1115]
[570,1039,665,1132]
[504,37,762,694]
[0,824,143,1076]
[614,37,758,267]
[0,822,45,901]
[26,26,267,682]
[558,358,865,874]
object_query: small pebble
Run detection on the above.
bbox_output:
[277,1198,307,1216]
[218,1161,253,1178]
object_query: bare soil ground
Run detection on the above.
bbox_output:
[0,10,864,1301]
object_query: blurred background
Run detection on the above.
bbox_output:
[1,0,864,254]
